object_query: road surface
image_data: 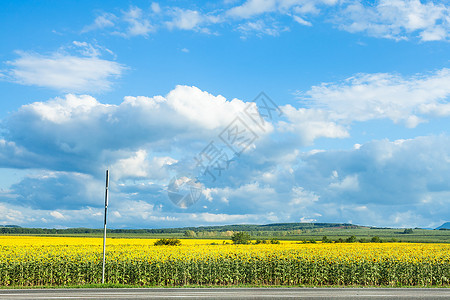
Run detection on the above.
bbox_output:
[0,288,448,299]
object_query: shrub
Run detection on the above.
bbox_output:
[322,236,332,243]
[370,236,382,243]
[154,238,181,246]
[346,236,357,243]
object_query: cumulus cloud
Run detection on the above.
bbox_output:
[0,86,277,177]
[278,105,349,145]
[299,68,450,127]
[2,82,450,228]
[2,171,104,210]
[112,150,177,181]
[1,135,450,228]
[4,49,125,93]
[293,135,450,227]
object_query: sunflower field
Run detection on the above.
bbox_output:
[0,236,449,287]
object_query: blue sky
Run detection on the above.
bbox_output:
[1,0,450,229]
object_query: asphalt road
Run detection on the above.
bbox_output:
[0,288,449,299]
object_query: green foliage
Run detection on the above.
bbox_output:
[231,232,251,244]
[184,230,196,237]
[322,236,330,243]
[402,228,414,234]
[255,238,280,244]
[346,236,357,243]
[371,236,382,243]
[154,238,181,246]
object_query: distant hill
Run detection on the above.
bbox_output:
[436,222,450,230]
[0,225,21,228]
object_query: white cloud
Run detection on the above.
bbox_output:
[191,212,254,223]
[237,19,288,37]
[1,171,104,210]
[122,6,153,37]
[336,0,450,41]
[329,175,359,191]
[227,0,278,19]
[2,85,273,177]
[0,139,40,169]
[21,94,104,124]
[3,80,450,228]
[79,1,449,41]
[163,85,248,130]
[83,7,153,38]
[2,134,450,228]
[290,186,319,206]
[299,68,450,127]
[111,149,178,181]
[5,50,125,92]
[82,13,116,33]
[50,211,65,219]
[226,0,337,19]
[151,2,161,14]
[278,105,349,145]
[72,41,101,57]
[166,8,204,30]
[0,204,23,224]
[293,15,312,26]
[112,150,150,179]
[287,136,450,227]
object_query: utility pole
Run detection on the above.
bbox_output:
[102,169,109,284]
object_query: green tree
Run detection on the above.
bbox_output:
[231,232,251,244]
[346,235,357,243]
[371,236,382,243]
[184,230,196,237]
[322,236,330,243]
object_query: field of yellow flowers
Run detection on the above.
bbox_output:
[0,236,449,287]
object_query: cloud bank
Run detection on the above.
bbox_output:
[0,76,449,228]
